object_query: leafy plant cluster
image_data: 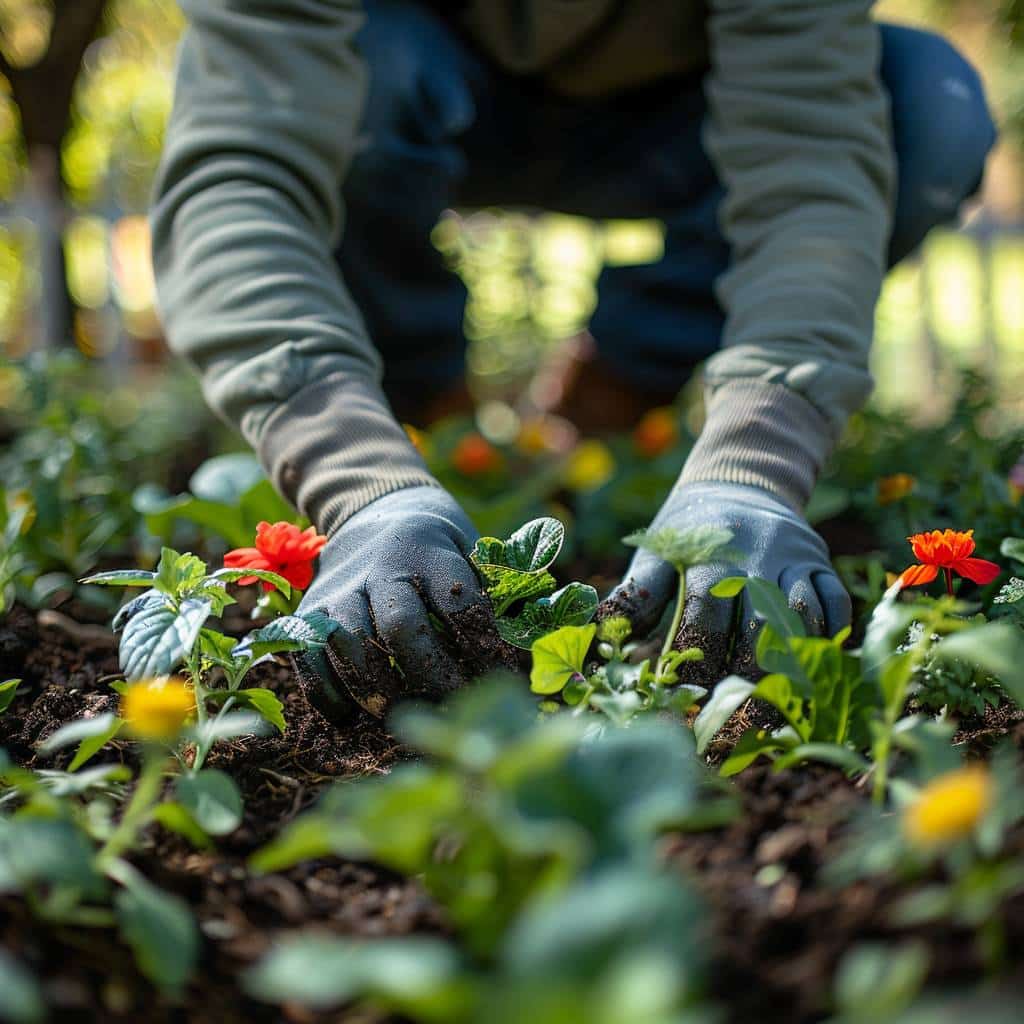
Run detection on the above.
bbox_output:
[244,678,729,1023]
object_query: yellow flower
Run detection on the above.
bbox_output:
[904,765,992,847]
[403,423,431,459]
[121,679,195,741]
[876,473,916,506]
[564,440,615,492]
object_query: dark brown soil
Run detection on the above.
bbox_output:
[2,605,1023,1023]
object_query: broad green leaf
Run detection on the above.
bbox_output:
[623,525,733,571]
[752,672,812,741]
[234,688,286,734]
[37,712,120,756]
[693,676,755,754]
[590,689,642,725]
[530,624,597,695]
[142,496,252,551]
[176,769,244,836]
[0,950,44,1024]
[771,743,870,775]
[861,587,920,681]
[112,589,163,631]
[199,629,239,668]
[475,564,557,616]
[120,597,212,681]
[709,576,746,598]
[32,763,130,798]
[189,452,264,504]
[234,611,336,662]
[472,518,565,574]
[114,869,198,992]
[0,817,101,894]
[79,569,157,588]
[833,942,929,1019]
[68,716,124,771]
[720,728,797,777]
[244,935,464,1016]
[249,816,335,874]
[496,582,599,649]
[191,711,271,745]
[1000,536,1024,566]
[238,478,300,532]
[152,802,212,849]
[937,622,1024,706]
[154,548,207,598]
[0,678,20,714]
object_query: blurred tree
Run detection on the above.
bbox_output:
[0,0,106,345]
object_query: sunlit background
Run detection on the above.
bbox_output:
[1,0,1023,423]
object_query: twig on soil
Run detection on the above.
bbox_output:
[36,609,116,647]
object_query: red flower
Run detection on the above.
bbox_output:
[224,521,327,592]
[897,529,1000,595]
[452,433,502,476]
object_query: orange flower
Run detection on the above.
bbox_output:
[452,433,502,476]
[224,520,327,592]
[897,529,1000,595]
[633,407,678,458]
[877,473,916,506]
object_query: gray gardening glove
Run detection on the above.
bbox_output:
[600,482,850,681]
[294,485,511,720]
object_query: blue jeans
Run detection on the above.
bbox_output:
[338,3,997,400]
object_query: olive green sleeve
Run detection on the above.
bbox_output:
[150,0,437,535]
[682,0,896,509]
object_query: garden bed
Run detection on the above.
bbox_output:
[3,599,1023,1024]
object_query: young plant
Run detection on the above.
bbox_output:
[526,526,734,725]
[80,542,338,772]
[0,489,34,614]
[470,517,598,649]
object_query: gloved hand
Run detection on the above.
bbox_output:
[293,485,512,720]
[600,482,850,680]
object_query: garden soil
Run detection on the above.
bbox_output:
[2,602,1023,1024]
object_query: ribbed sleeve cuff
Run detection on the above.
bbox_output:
[256,373,440,536]
[678,379,834,511]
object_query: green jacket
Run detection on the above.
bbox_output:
[151,1,894,532]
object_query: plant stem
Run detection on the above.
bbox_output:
[96,753,164,868]
[944,567,954,597]
[191,695,234,774]
[661,570,687,662]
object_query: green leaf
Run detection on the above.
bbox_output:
[189,453,265,504]
[530,624,597,695]
[833,942,930,1019]
[0,817,102,894]
[112,590,163,631]
[472,518,565,574]
[244,935,464,1016]
[720,728,797,777]
[152,802,212,850]
[496,582,599,649]
[623,525,733,572]
[233,612,336,662]
[714,576,805,640]
[119,597,212,681]
[0,678,20,714]
[68,717,124,771]
[176,770,244,836]
[752,673,813,741]
[210,567,293,597]
[861,587,920,681]
[693,676,755,754]
[79,569,157,588]
[772,743,870,775]
[114,869,198,993]
[249,817,335,874]
[937,622,1024,706]
[233,688,286,734]
[1000,536,1024,566]
[191,711,271,745]
[0,950,45,1024]
[474,564,557,617]
[37,712,120,757]
[154,548,207,598]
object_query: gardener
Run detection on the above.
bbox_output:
[152,1,996,718]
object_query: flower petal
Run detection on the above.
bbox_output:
[950,558,1001,585]
[898,564,939,588]
[224,548,269,569]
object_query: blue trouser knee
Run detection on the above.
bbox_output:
[337,5,998,399]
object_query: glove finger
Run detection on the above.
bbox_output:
[677,564,740,682]
[371,580,467,700]
[597,550,677,638]
[812,570,853,638]
[418,556,518,676]
[780,567,826,638]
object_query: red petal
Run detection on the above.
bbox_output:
[279,560,315,591]
[224,548,267,569]
[898,564,939,587]
[951,558,1001,585]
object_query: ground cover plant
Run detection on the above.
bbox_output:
[3,355,1024,1023]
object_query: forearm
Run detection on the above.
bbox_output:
[699,0,896,500]
[151,0,434,532]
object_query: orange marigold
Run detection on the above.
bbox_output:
[224,520,327,592]
[897,529,1000,595]
[452,433,502,476]
[633,407,678,458]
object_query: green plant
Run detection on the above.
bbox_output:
[0,490,35,614]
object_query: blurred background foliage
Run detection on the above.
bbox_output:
[0,0,1022,423]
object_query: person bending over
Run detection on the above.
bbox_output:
[151,1,996,718]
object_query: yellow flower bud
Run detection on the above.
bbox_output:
[876,473,916,506]
[904,765,992,847]
[121,679,194,741]
[564,440,615,492]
